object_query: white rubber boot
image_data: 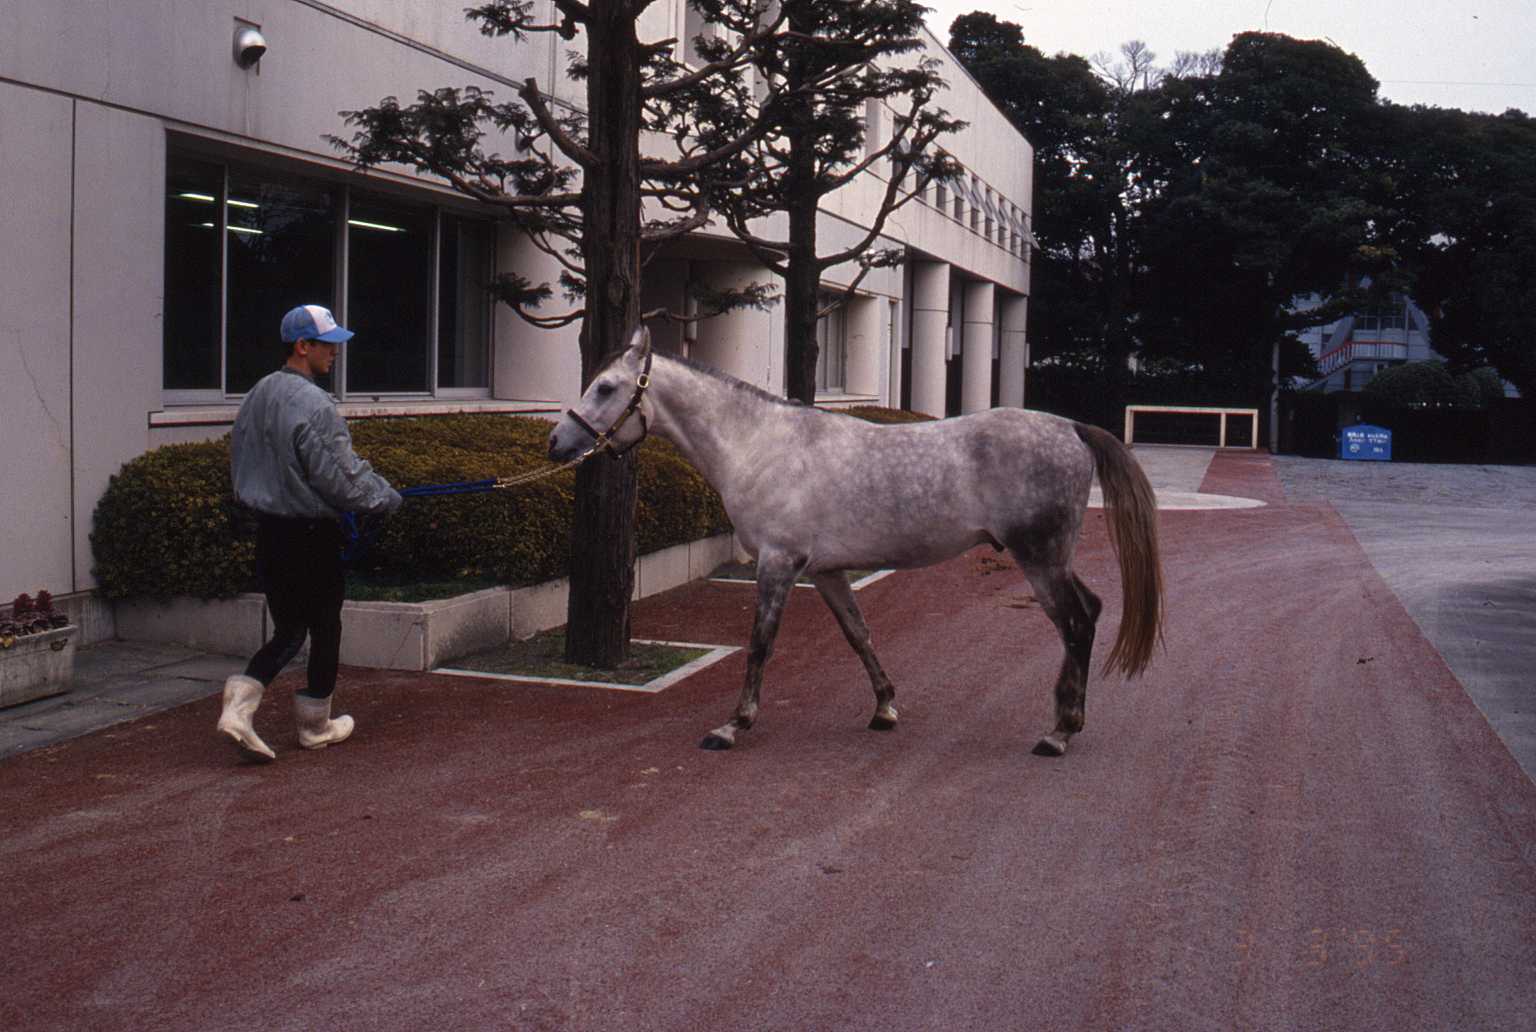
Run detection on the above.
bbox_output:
[294,694,354,750]
[216,674,276,761]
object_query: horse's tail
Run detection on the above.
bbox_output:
[1074,422,1164,678]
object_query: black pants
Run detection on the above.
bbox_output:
[244,515,345,699]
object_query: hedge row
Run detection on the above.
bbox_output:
[91,414,730,600]
[91,407,923,601]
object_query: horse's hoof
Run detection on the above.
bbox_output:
[1032,734,1068,757]
[699,734,733,751]
[868,715,897,731]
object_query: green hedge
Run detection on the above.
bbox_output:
[90,442,258,602]
[91,414,730,600]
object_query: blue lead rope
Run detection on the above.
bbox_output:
[339,448,596,565]
[341,479,508,564]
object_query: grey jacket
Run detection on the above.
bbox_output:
[231,367,402,520]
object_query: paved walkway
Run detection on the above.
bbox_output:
[1272,454,1536,781]
[0,641,242,758]
[4,446,1534,1032]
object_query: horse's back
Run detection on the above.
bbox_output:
[741,406,1095,571]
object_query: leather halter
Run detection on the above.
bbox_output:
[565,348,653,459]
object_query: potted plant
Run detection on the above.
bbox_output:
[0,590,77,708]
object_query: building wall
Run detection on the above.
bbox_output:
[0,84,76,599]
[71,106,167,595]
[0,0,1035,601]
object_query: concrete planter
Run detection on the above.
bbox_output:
[0,625,77,708]
[112,532,740,672]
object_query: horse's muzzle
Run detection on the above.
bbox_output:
[548,421,587,463]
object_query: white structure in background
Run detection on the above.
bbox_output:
[1295,291,1438,393]
[0,0,1033,608]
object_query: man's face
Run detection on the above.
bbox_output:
[300,340,339,377]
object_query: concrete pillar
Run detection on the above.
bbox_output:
[910,261,950,418]
[961,281,995,414]
[691,261,776,387]
[494,230,579,402]
[998,294,1028,408]
[845,295,881,397]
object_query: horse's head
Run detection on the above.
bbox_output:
[548,326,654,462]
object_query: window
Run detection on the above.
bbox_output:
[864,99,885,158]
[815,293,847,393]
[163,150,493,398]
[223,169,337,394]
[163,157,225,391]
[1355,303,1407,335]
[439,216,494,391]
[346,196,433,394]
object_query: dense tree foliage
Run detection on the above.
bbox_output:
[695,0,963,402]
[1374,105,1536,400]
[947,13,1536,411]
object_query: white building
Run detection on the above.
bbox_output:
[1295,292,1438,393]
[0,0,1033,611]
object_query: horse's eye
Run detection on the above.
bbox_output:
[596,382,616,398]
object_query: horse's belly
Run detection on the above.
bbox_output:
[809,520,990,572]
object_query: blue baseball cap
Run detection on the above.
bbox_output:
[280,304,354,344]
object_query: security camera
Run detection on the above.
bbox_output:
[233,25,267,69]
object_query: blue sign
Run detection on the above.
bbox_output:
[1340,424,1392,461]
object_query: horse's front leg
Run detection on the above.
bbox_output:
[811,572,898,731]
[700,551,805,750]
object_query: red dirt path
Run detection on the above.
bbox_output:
[3,452,1534,1031]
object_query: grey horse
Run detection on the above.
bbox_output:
[549,328,1164,756]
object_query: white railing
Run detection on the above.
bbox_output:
[1316,341,1408,377]
[1123,405,1260,449]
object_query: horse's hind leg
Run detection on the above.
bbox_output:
[701,550,805,750]
[811,572,898,730]
[1019,566,1102,757]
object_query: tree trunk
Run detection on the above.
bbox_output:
[781,13,822,406]
[564,0,643,668]
[783,197,822,404]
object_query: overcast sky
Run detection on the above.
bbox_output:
[921,0,1536,115]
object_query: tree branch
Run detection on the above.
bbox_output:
[641,208,714,243]
[721,207,789,276]
[519,78,596,168]
[515,307,586,329]
[643,11,786,100]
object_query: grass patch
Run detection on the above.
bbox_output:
[345,571,499,603]
[450,630,710,685]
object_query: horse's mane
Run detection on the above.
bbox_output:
[660,352,805,410]
[596,344,813,411]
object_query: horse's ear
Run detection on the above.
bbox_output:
[631,326,652,358]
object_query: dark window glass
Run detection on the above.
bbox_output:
[224,170,338,393]
[163,157,224,389]
[346,196,432,394]
[438,216,493,389]
[816,294,846,392]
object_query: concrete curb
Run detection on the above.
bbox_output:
[109,533,739,672]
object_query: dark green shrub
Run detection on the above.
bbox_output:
[91,414,731,600]
[1360,362,1506,414]
[842,405,936,424]
[91,441,255,600]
